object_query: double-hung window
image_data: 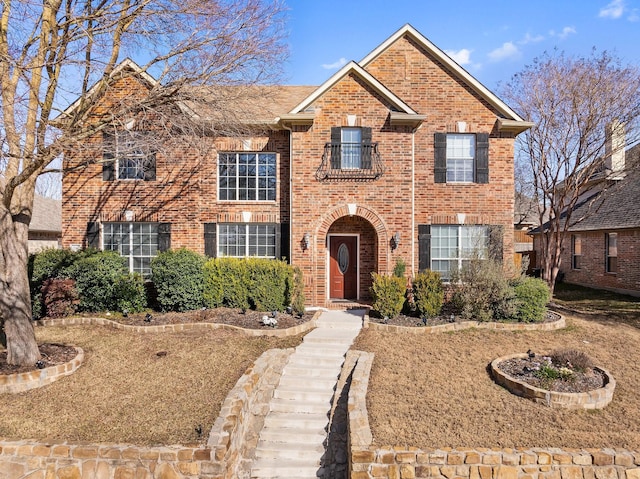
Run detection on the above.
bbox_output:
[340,128,362,169]
[572,234,582,270]
[218,223,277,258]
[434,132,489,184]
[102,222,159,276]
[103,131,156,181]
[218,152,276,201]
[606,232,618,273]
[431,225,489,280]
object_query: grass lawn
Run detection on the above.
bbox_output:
[0,325,303,446]
[353,286,640,449]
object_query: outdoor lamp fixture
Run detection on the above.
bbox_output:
[303,232,311,250]
[391,232,400,250]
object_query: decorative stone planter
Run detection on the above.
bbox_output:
[490,353,616,409]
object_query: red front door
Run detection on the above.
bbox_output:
[329,236,358,299]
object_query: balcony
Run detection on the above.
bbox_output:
[315,142,384,181]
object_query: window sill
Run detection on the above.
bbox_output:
[216,200,278,204]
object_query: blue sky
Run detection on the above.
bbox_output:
[283,0,640,91]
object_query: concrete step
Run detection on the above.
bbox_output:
[282,364,340,379]
[294,344,349,357]
[250,459,321,478]
[277,375,337,392]
[269,397,331,415]
[273,386,335,402]
[254,440,325,461]
[262,411,328,431]
[258,426,326,445]
[288,354,345,368]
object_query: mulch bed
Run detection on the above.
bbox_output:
[0,308,315,377]
[369,308,561,327]
[0,343,78,375]
[497,356,605,393]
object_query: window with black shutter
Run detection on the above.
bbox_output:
[434,132,489,184]
[103,131,156,181]
[318,126,382,180]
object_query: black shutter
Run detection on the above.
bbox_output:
[434,133,447,183]
[102,133,115,181]
[86,222,100,249]
[279,222,290,263]
[475,133,490,184]
[158,223,171,252]
[330,127,341,169]
[204,223,217,257]
[418,224,431,271]
[361,127,372,169]
[488,225,504,263]
[144,152,156,181]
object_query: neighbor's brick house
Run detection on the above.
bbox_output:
[62,24,532,307]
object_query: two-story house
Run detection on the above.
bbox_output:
[61,24,532,308]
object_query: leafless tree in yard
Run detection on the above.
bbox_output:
[502,50,640,295]
[0,0,287,365]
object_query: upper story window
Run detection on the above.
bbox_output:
[218,152,276,201]
[102,131,156,181]
[606,232,618,273]
[316,127,383,180]
[572,234,582,270]
[434,132,489,184]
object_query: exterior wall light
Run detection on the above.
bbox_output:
[303,232,311,250]
[391,232,400,250]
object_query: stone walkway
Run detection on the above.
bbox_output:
[250,309,364,479]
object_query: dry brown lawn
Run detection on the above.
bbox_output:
[0,325,302,446]
[353,314,640,449]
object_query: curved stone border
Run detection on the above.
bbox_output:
[491,353,616,409]
[0,347,84,394]
[364,311,565,334]
[35,310,321,338]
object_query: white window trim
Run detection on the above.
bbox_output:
[115,131,151,181]
[102,222,159,275]
[446,133,476,183]
[217,152,278,203]
[217,223,277,258]
[431,225,488,279]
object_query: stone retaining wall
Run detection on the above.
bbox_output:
[0,348,293,478]
[0,347,84,394]
[346,351,640,479]
[35,314,319,337]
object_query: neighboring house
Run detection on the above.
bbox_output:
[29,195,62,254]
[513,192,539,273]
[532,133,640,296]
[61,24,532,307]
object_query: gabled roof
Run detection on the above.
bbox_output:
[360,24,530,125]
[30,195,62,234]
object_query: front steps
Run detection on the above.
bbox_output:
[250,309,364,479]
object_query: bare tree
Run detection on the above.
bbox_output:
[502,50,640,295]
[0,0,287,365]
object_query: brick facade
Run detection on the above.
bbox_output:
[62,25,529,307]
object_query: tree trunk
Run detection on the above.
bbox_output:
[0,209,40,366]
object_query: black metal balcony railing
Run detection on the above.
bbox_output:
[315,142,384,180]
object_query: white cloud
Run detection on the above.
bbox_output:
[519,33,545,45]
[488,42,520,62]
[628,8,639,21]
[599,0,625,18]
[549,26,577,39]
[321,57,347,70]
[445,48,473,66]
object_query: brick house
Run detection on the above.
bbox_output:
[532,140,640,296]
[61,24,532,308]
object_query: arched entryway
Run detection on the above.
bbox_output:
[326,215,379,302]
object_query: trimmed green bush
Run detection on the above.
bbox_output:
[114,273,147,314]
[511,276,550,323]
[393,258,406,278]
[66,250,128,312]
[413,270,444,319]
[371,273,405,319]
[247,258,289,312]
[151,248,206,312]
[202,259,225,308]
[288,265,306,314]
[206,257,250,310]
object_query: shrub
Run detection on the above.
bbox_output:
[114,273,147,314]
[204,257,250,310]
[151,248,206,312]
[550,349,594,372]
[65,251,128,312]
[41,278,79,318]
[393,258,406,278]
[370,273,405,319]
[202,259,225,308]
[288,265,306,314]
[412,270,444,319]
[29,248,78,319]
[247,258,290,312]
[511,276,550,323]
[451,258,517,322]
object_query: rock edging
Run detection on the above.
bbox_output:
[0,347,84,394]
[35,310,321,337]
[364,312,565,334]
[490,353,616,409]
